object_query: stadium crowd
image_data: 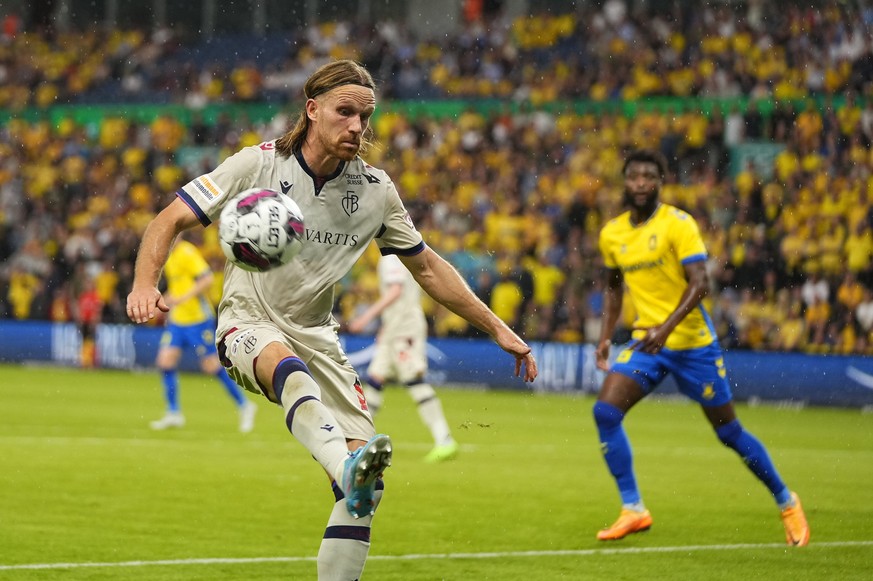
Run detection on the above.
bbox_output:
[2,1,873,355]
[1,2,872,106]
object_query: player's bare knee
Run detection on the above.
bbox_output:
[155,348,180,369]
[200,355,221,375]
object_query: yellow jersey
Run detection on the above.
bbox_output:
[599,203,715,350]
[165,240,214,326]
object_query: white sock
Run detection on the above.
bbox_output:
[408,383,453,446]
[280,370,349,478]
[317,484,383,580]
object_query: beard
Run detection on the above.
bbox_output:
[315,124,360,162]
[623,187,659,217]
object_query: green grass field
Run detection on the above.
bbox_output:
[0,363,871,580]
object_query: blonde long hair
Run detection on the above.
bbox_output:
[275,60,376,157]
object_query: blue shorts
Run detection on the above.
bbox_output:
[610,341,733,407]
[160,320,218,359]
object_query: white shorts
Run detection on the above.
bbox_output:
[218,321,375,441]
[367,333,427,384]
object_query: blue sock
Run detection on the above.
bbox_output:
[215,368,246,406]
[162,370,179,412]
[715,419,791,506]
[593,401,641,506]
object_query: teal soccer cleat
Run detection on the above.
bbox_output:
[342,434,393,518]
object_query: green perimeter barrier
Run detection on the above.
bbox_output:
[0,95,854,128]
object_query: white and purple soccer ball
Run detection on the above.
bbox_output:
[218,188,305,272]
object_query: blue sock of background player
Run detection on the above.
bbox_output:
[593,401,792,509]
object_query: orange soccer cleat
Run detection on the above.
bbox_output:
[597,508,653,541]
[781,492,810,546]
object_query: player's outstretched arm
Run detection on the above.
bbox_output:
[127,198,202,324]
[400,247,537,382]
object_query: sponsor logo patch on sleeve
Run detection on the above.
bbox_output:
[191,175,224,203]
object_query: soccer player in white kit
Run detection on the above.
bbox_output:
[127,59,538,580]
[347,254,459,462]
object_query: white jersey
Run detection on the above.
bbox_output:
[378,254,427,340]
[177,141,424,338]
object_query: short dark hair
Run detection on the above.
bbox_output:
[622,149,667,179]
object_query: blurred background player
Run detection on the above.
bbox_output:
[150,234,257,432]
[347,253,459,462]
[593,149,809,546]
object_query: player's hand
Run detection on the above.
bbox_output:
[514,349,538,382]
[126,286,169,324]
[346,319,363,334]
[632,325,669,354]
[595,339,611,371]
[495,330,537,382]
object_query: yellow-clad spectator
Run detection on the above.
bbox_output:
[489,267,524,329]
[122,145,149,181]
[94,264,119,306]
[837,93,862,136]
[773,148,799,183]
[525,253,565,310]
[818,217,846,277]
[845,222,873,275]
[836,271,864,312]
[8,269,41,320]
[99,117,129,150]
[795,100,823,148]
[153,157,185,193]
[772,295,806,352]
[230,64,262,101]
[150,115,185,153]
[483,198,527,253]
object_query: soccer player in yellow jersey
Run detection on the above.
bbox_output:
[593,149,809,546]
[150,236,257,432]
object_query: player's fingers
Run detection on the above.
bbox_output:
[523,353,538,382]
[127,295,156,323]
[127,303,142,323]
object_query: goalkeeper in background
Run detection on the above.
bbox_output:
[593,149,809,546]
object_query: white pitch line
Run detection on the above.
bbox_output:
[1,541,871,571]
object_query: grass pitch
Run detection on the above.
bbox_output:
[0,363,871,580]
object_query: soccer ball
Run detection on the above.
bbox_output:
[218,188,305,272]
